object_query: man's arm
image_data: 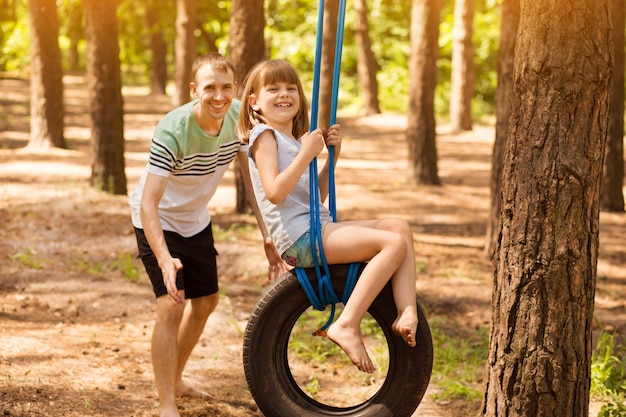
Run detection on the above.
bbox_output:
[237,151,290,280]
[140,172,184,303]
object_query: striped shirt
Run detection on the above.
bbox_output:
[129,99,242,237]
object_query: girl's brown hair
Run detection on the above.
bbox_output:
[236,59,310,143]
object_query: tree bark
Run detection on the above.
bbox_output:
[146,0,168,96]
[84,0,127,195]
[600,0,625,212]
[482,0,612,415]
[449,0,475,132]
[172,0,197,107]
[484,0,520,259]
[28,0,65,149]
[406,0,441,185]
[354,0,380,115]
[229,0,265,213]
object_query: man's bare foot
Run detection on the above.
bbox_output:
[326,322,375,373]
[175,383,212,401]
[392,314,418,347]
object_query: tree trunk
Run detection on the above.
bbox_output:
[84,0,127,195]
[406,0,441,185]
[449,0,475,132]
[229,0,265,213]
[146,0,168,96]
[172,0,197,107]
[66,0,83,72]
[354,0,380,115]
[317,0,339,129]
[28,0,65,149]
[600,0,625,212]
[482,1,612,415]
[484,0,520,259]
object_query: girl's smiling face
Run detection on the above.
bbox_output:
[250,81,301,129]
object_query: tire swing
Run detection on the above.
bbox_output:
[243,1,433,416]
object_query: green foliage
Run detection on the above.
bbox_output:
[0,0,29,74]
[592,330,626,416]
[0,0,505,118]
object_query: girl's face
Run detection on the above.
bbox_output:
[250,81,301,127]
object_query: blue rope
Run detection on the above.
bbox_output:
[295,0,361,334]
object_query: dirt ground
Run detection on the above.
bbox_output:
[1,77,624,417]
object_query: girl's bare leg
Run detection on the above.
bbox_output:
[323,223,406,373]
[379,218,419,347]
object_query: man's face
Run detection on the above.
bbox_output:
[191,64,237,121]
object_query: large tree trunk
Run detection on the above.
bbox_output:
[28,0,65,149]
[449,0,475,132]
[84,0,127,195]
[172,0,197,107]
[482,0,612,415]
[406,0,441,185]
[484,0,520,258]
[601,0,625,212]
[146,0,168,96]
[354,0,380,115]
[229,0,265,214]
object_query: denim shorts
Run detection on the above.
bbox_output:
[281,222,328,268]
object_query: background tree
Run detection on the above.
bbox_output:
[318,0,340,129]
[145,0,168,95]
[172,0,197,107]
[406,0,442,185]
[484,0,520,259]
[601,0,625,212]
[482,0,612,415]
[84,0,127,195]
[27,0,66,149]
[229,0,265,213]
[354,0,380,115]
[449,0,475,132]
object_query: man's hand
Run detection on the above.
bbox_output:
[160,257,184,304]
[263,237,290,281]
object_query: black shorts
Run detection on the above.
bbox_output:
[134,224,219,299]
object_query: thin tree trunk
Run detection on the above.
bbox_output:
[229,0,265,214]
[28,0,65,149]
[449,0,475,132]
[172,0,197,107]
[482,0,612,415]
[317,0,339,129]
[354,0,380,115]
[407,0,441,185]
[484,0,520,259]
[84,0,127,195]
[146,0,168,96]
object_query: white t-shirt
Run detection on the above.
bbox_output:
[247,124,332,255]
[129,99,242,237]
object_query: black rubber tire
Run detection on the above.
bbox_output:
[243,264,433,417]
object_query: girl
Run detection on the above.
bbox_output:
[237,59,418,373]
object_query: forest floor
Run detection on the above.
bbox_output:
[0,76,625,417]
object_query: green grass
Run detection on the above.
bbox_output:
[592,330,626,416]
[428,317,488,402]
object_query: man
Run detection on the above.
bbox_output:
[129,53,287,417]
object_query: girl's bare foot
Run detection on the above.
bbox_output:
[392,314,418,347]
[327,322,375,373]
[175,382,212,400]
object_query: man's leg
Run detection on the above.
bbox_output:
[174,293,220,398]
[152,294,185,417]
